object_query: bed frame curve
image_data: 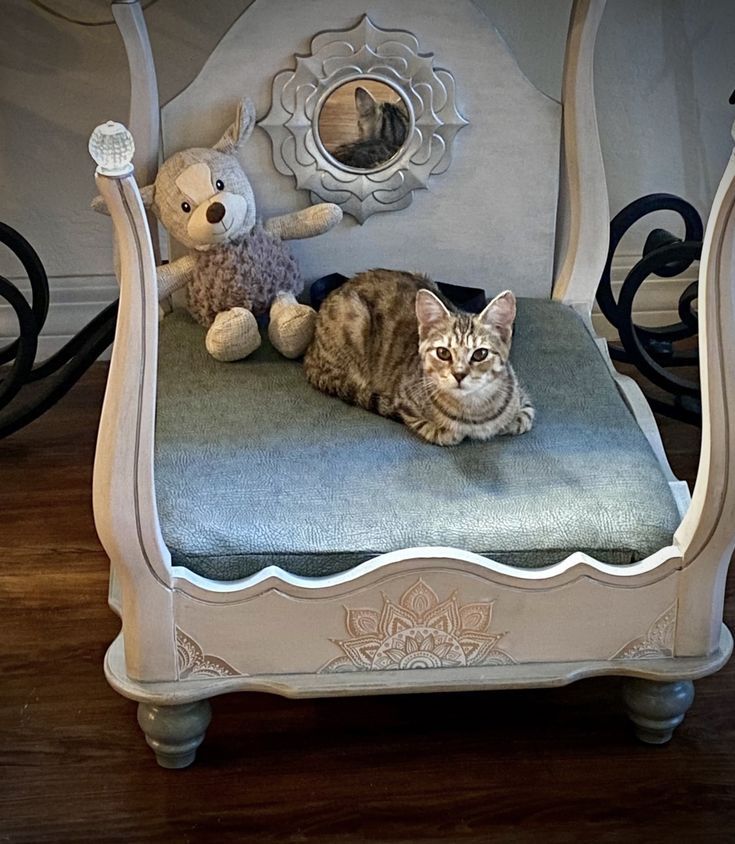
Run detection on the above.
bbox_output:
[93,1,734,763]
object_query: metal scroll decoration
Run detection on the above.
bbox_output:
[259,15,468,223]
[0,221,117,439]
[596,194,703,425]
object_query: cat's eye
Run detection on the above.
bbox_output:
[215,179,225,190]
[471,348,489,362]
[181,201,191,213]
[435,347,452,361]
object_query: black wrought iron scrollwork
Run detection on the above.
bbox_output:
[596,194,703,425]
[0,222,118,438]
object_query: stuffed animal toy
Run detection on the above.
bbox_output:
[94,98,342,361]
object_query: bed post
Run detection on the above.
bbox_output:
[552,0,609,312]
[111,0,161,260]
[91,126,176,682]
[674,123,735,656]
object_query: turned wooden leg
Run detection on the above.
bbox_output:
[137,700,212,768]
[622,679,695,745]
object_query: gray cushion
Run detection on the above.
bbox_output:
[155,299,681,580]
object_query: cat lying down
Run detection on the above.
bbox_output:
[304,270,535,446]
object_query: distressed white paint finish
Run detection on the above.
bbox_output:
[104,627,733,706]
[92,168,175,681]
[93,1,735,702]
[161,0,561,298]
[675,129,735,656]
[171,563,682,676]
[111,1,160,189]
[112,0,162,265]
[552,0,609,311]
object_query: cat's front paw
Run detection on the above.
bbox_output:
[504,404,535,435]
[410,419,463,446]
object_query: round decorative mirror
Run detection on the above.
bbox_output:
[316,80,412,172]
[260,15,468,223]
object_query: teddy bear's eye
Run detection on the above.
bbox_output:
[181,201,191,213]
[215,179,225,191]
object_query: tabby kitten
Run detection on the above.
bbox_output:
[333,87,409,169]
[303,270,535,446]
[355,87,409,146]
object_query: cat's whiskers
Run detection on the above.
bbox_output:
[403,377,440,404]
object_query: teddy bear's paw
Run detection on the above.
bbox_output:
[205,307,261,362]
[268,301,317,359]
[312,203,343,232]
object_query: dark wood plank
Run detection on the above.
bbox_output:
[0,363,733,843]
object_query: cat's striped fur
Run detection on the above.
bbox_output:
[332,87,409,170]
[303,270,535,446]
[356,88,408,147]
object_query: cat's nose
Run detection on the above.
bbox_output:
[453,370,468,385]
[206,202,226,224]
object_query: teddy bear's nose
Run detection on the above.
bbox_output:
[206,202,226,224]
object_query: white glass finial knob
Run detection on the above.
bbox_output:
[89,121,135,176]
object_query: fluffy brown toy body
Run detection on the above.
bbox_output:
[188,225,301,328]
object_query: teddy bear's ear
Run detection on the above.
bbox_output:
[213,98,256,155]
[139,184,155,208]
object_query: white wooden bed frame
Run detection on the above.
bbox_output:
[95,0,734,768]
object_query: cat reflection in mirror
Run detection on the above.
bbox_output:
[332,87,410,169]
[304,270,535,446]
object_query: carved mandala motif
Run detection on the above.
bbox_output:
[610,603,677,660]
[319,579,515,673]
[176,628,241,679]
[259,15,468,223]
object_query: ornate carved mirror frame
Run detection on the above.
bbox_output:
[259,15,468,223]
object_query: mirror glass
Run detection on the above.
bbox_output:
[318,80,411,170]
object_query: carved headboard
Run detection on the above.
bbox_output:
[161,0,572,298]
[152,0,607,303]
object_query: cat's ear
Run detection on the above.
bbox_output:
[395,98,409,120]
[479,290,516,344]
[416,289,450,330]
[355,87,377,117]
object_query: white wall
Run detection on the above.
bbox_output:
[1,0,733,351]
[484,0,735,248]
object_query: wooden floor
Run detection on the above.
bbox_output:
[1,365,733,843]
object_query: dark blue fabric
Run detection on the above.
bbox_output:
[309,275,487,313]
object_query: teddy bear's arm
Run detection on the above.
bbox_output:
[264,203,342,241]
[157,254,197,300]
